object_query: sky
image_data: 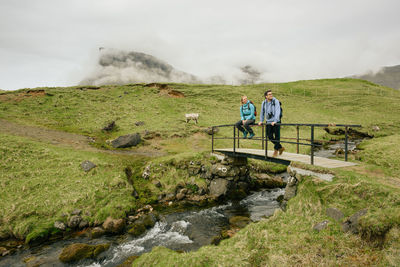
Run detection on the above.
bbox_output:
[1,0,400,90]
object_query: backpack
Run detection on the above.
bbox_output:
[271,99,283,120]
[241,100,257,117]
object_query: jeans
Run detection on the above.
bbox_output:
[266,122,282,150]
[235,119,255,134]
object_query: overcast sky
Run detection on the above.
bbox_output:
[1,0,400,90]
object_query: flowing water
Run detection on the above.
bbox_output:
[313,139,361,158]
[0,188,284,267]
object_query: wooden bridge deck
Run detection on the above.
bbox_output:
[214,148,357,168]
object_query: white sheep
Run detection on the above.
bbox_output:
[185,113,199,124]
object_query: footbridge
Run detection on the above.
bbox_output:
[210,123,361,168]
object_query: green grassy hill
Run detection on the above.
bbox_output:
[1,79,400,265]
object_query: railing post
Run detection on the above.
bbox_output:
[265,123,268,159]
[296,125,300,154]
[237,126,240,148]
[345,126,348,161]
[310,125,314,165]
[233,125,236,154]
[262,123,264,150]
[211,127,214,153]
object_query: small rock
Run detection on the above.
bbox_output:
[204,127,219,135]
[313,220,329,232]
[102,217,125,234]
[102,121,116,132]
[142,165,151,179]
[135,121,145,126]
[152,180,162,188]
[326,207,344,222]
[283,176,298,201]
[54,221,66,231]
[81,161,96,172]
[68,215,82,228]
[71,209,82,216]
[91,227,106,238]
[209,178,230,198]
[176,192,185,200]
[79,220,89,229]
[372,125,380,132]
[342,208,368,234]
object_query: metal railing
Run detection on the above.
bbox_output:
[211,123,362,165]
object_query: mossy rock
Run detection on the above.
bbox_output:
[128,224,146,237]
[117,255,140,267]
[128,213,158,237]
[59,243,110,263]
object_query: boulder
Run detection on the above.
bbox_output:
[313,221,329,232]
[59,243,110,263]
[81,161,96,172]
[342,208,368,234]
[326,207,344,222]
[111,133,141,148]
[209,178,230,198]
[102,217,126,234]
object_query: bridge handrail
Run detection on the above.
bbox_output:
[210,122,362,164]
[211,123,362,128]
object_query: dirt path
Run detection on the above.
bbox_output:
[0,119,164,157]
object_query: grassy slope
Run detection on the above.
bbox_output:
[1,79,400,264]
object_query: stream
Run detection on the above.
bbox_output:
[0,188,285,267]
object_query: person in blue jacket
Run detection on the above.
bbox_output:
[236,95,255,139]
[258,90,284,157]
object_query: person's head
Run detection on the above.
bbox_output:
[241,95,248,104]
[264,90,273,101]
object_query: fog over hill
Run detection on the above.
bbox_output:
[351,65,400,90]
[80,48,263,86]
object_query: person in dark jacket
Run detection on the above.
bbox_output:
[236,95,255,139]
[258,90,284,157]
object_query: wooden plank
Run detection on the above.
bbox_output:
[214,148,357,168]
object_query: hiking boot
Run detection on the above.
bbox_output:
[279,147,285,155]
[248,133,255,139]
[243,131,248,139]
[272,150,278,157]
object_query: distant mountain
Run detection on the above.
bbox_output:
[351,65,400,90]
[81,48,201,86]
[81,48,265,86]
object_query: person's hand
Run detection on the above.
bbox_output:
[258,122,262,126]
[271,122,276,126]
[242,120,246,124]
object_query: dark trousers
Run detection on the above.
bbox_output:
[235,119,255,134]
[266,123,282,150]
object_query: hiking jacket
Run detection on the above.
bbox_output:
[240,100,255,120]
[260,97,281,123]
